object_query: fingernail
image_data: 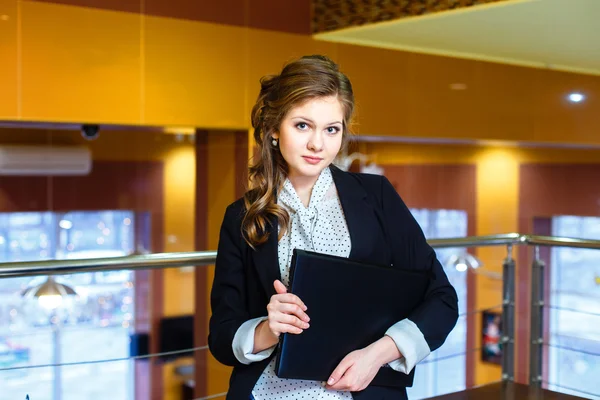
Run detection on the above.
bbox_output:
[304,322,310,328]
[327,378,335,385]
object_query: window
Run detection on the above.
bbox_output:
[549,216,600,399]
[0,211,136,400]
[407,209,468,399]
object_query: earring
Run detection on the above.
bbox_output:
[272,138,278,147]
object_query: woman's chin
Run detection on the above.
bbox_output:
[288,163,327,180]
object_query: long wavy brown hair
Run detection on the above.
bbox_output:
[242,55,355,248]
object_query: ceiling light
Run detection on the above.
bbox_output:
[163,126,195,135]
[59,219,73,229]
[449,83,467,91]
[22,276,77,310]
[568,93,585,103]
[446,252,482,272]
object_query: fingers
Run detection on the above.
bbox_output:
[278,313,310,329]
[268,321,304,336]
[327,358,353,389]
[273,279,287,295]
[272,280,307,310]
[266,300,309,331]
[271,292,307,311]
[278,303,310,323]
[266,304,310,333]
[328,372,358,391]
[266,300,307,319]
[268,280,309,337]
[267,311,307,336]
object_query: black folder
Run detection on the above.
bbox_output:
[275,249,431,388]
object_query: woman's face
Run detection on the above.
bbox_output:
[274,95,344,183]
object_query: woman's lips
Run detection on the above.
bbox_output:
[302,156,322,165]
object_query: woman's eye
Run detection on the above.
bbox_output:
[296,123,308,130]
[327,127,340,134]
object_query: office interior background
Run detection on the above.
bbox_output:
[0,0,598,399]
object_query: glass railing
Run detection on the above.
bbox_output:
[0,233,598,400]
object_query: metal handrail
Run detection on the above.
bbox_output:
[523,234,600,249]
[427,233,522,248]
[0,251,217,278]
[1,233,600,278]
[427,233,600,249]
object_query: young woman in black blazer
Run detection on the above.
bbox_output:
[209,55,459,400]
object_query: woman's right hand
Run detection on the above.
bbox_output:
[266,280,310,337]
[253,280,310,353]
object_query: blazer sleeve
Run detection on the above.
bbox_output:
[379,176,459,352]
[208,204,250,367]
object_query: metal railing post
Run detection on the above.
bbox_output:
[529,246,545,388]
[501,245,515,381]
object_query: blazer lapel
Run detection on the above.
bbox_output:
[251,216,282,297]
[330,165,381,261]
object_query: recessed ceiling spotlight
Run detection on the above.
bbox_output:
[568,92,585,103]
[449,83,467,91]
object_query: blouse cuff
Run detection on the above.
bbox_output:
[384,318,431,374]
[232,316,275,364]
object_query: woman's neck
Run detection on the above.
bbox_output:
[287,173,320,208]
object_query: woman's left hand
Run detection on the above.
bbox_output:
[324,348,378,392]
[325,336,401,392]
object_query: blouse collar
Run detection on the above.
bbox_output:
[279,166,333,216]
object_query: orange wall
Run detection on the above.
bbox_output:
[0,0,18,118]
[2,0,600,146]
[365,142,600,386]
[205,132,238,395]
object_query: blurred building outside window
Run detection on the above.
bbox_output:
[0,211,136,400]
[549,216,600,399]
[407,209,468,399]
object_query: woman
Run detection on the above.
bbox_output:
[208,55,458,399]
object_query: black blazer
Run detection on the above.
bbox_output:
[208,165,459,400]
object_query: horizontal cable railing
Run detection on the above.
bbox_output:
[550,332,600,342]
[1,233,599,278]
[544,342,600,357]
[0,345,210,372]
[0,321,126,338]
[547,305,600,318]
[419,347,483,365]
[458,304,502,318]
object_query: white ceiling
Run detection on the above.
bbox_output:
[314,0,600,76]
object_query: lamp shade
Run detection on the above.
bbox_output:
[445,252,483,272]
[21,276,76,309]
